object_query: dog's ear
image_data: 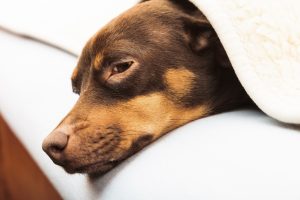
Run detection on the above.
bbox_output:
[183,16,215,53]
[183,16,232,68]
[215,41,232,69]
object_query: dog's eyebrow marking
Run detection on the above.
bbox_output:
[93,54,103,70]
[164,68,196,98]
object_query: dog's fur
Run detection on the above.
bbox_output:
[42,0,251,175]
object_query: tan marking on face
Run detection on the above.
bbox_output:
[115,92,209,140]
[164,68,196,98]
[93,53,103,70]
[67,92,208,149]
[52,90,210,174]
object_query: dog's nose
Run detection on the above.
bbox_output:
[42,130,69,163]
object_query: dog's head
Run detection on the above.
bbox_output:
[42,0,249,175]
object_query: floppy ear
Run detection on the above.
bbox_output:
[215,40,232,69]
[183,17,232,68]
[183,17,215,53]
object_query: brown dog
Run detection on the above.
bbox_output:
[42,0,251,175]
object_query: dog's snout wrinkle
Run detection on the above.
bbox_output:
[72,121,89,132]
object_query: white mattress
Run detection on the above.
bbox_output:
[1,31,300,200]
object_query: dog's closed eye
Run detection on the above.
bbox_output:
[104,59,139,86]
[111,61,133,75]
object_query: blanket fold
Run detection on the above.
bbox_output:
[192,0,300,124]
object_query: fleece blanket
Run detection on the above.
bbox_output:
[192,0,300,124]
[0,0,299,124]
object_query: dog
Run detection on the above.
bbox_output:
[42,0,251,176]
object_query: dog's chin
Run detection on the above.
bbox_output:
[63,160,119,176]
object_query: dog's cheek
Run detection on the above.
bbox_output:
[164,67,197,101]
[116,91,208,137]
[61,90,209,166]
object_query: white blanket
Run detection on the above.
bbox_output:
[192,0,300,124]
[1,0,299,124]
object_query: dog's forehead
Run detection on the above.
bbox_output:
[88,2,179,53]
[72,1,183,87]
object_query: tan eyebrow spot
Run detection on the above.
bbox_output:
[164,68,196,98]
[93,54,103,70]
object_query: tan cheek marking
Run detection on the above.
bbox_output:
[118,93,169,136]
[117,93,210,140]
[164,68,196,98]
[65,93,209,155]
[165,104,209,133]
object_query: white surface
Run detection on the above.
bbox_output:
[0,0,137,54]
[192,0,300,124]
[1,31,300,200]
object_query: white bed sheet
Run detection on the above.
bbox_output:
[1,31,300,200]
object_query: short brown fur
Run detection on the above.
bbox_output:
[42,0,251,176]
